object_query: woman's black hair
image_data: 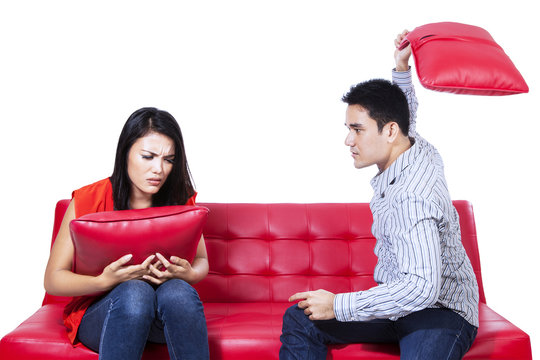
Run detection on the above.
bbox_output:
[110,107,195,210]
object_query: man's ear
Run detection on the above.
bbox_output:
[385,122,401,143]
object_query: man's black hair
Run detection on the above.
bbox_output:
[342,79,410,135]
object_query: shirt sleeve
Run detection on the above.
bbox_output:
[392,68,418,138]
[334,194,443,321]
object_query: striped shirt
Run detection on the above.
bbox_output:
[334,69,479,327]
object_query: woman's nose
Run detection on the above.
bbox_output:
[152,159,163,174]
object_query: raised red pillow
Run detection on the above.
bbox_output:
[70,205,209,276]
[400,22,528,95]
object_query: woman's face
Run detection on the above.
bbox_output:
[127,131,175,208]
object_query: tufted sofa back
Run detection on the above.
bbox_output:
[43,200,485,306]
[195,201,486,304]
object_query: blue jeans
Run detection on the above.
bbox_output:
[78,279,209,360]
[279,305,477,360]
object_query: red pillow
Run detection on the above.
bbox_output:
[400,22,528,95]
[70,205,209,276]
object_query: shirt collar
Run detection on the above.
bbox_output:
[370,137,422,196]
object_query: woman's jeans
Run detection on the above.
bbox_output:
[279,305,477,360]
[78,279,209,360]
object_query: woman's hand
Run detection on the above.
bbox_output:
[98,254,156,291]
[394,29,412,72]
[143,235,209,286]
[144,253,196,285]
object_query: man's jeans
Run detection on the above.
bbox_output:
[78,279,209,360]
[279,305,477,360]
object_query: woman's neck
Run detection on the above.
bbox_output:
[129,194,152,209]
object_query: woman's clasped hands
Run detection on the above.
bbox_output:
[145,253,197,285]
[98,253,195,290]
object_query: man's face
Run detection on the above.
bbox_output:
[344,105,391,171]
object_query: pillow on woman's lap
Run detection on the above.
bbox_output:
[70,205,209,276]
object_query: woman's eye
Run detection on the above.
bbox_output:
[166,159,175,164]
[142,155,153,160]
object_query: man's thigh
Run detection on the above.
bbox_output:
[315,317,398,345]
[396,309,477,360]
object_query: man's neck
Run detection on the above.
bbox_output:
[377,137,413,173]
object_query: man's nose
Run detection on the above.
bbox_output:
[344,131,354,146]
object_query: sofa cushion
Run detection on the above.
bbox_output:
[1,200,532,360]
[0,304,171,360]
[69,205,208,277]
[205,302,534,359]
[4,302,529,360]
[401,22,528,95]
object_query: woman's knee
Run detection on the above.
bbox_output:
[156,279,203,313]
[110,280,156,319]
[157,279,200,301]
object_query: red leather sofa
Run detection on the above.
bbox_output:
[0,200,533,359]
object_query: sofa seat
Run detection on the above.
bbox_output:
[2,301,531,360]
[0,201,533,359]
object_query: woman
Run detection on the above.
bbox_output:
[44,107,209,360]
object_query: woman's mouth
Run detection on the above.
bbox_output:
[147,178,162,186]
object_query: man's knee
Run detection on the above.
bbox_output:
[280,305,328,360]
[282,304,314,334]
[283,305,302,322]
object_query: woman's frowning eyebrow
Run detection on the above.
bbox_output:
[141,149,175,158]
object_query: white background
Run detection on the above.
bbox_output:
[1,0,538,357]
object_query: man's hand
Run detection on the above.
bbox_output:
[394,29,412,71]
[289,289,336,320]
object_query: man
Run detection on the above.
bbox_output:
[279,31,479,360]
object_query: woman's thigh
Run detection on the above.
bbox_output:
[78,280,156,352]
[147,279,206,344]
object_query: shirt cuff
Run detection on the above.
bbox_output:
[392,67,412,87]
[333,292,358,322]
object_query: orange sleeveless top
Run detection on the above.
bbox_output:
[63,178,197,344]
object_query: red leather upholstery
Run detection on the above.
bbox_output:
[71,205,208,276]
[1,200,532,359]
[401,22,529,96]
